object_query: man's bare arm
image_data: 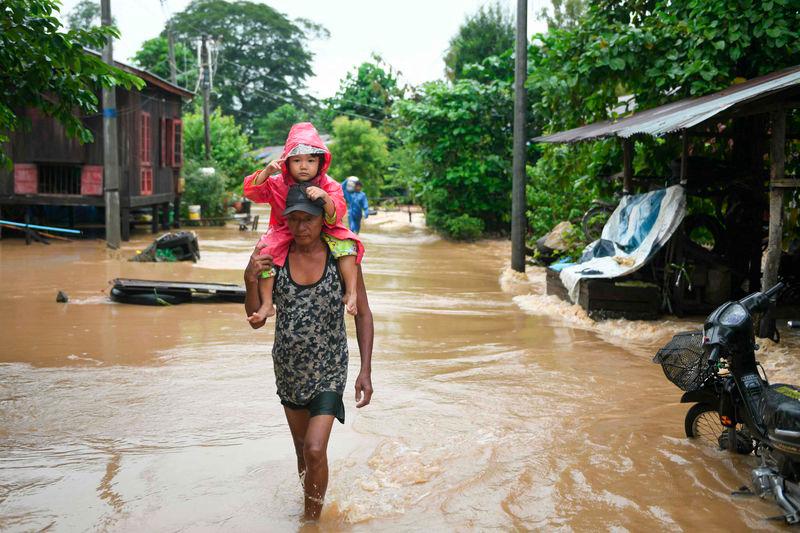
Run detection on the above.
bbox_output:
[244,244,273,329]
[353,266,374,407]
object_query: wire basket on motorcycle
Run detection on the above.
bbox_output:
[652,331,714,391]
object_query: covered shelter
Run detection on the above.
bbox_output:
[0,55,194,241]
[534,65,800,327]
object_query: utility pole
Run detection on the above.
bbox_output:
[167,28,178,85]
[101,0,121,248]
[511,0,528,272]
[201,34,211,160]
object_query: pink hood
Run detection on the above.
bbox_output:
[279,122,331,182]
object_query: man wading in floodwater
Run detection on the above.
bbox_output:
[244,185,374,521]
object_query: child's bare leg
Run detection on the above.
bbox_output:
[248,275,276,324]
[338,255,358,316]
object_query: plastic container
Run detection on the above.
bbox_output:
[188,205,201,221]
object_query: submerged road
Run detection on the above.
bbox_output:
[1,211,798,530]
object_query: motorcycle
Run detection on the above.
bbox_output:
[654,282,800,524]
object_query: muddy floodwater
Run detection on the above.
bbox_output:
[1,211,799,531]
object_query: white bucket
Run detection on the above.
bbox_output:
[188,205,201,220]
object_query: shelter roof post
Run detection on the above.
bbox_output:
[762,109,786,295]
[622,138,633,195]
[680,132,689,185]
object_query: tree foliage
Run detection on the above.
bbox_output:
[167,0,326,132]
[0,0,142,168]
[526,0,800,241]
[395,79,513,238]
[538,0,586,31]
[182,106,254,190]
[65,0,116,31]
[252,104,308,147]
[132,36,197,90]
[444,3,514,81]
[328,116,389,199]
[322,54,405,130]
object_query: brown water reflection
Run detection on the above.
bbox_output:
[1,211,798,531]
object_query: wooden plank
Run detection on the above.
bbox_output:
[772,178,800,188]
[126,192,174,207]
[0,194,104,206]
[582,280,659,300]
[113,278,243,293]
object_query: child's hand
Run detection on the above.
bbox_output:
[264,158,283,176]
[305,186,329,204]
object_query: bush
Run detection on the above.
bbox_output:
[442,214,484,241]
[181,159,228,219]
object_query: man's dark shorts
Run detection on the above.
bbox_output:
[281,391,345,424]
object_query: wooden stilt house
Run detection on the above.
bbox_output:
[0,55,194,240]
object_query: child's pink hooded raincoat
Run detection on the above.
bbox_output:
[243,122,364,267]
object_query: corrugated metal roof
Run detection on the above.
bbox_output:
[533,65,800,143]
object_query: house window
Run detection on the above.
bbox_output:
[38,164,82,194]
[161,118,184,168]
[140,112,151,165]
[140,167,153,195]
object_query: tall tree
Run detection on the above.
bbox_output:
[0,0,142,168]
[132,36,197,89]
[538,0,586,31]
[167,0,327,132]
[65,0,116,31]
[444,3,514,81]
[323,54,404,130]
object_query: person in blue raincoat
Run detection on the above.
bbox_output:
[348,180,369,234]
[341,176,357,209]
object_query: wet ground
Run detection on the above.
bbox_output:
[1,210,799,531]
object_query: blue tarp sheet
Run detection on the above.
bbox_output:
[559,185,686,302]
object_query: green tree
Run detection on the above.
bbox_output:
[252,103,308,147]
[538,0,586,31]
[395,79,513,238]
[65,0,116,31]
[328,116,389,199]
[323,55,405,130]
[444,3,514,81]
[131,36,198,90]
[167,0,327,131]
[0,0,142,168]
[183,107,254,190]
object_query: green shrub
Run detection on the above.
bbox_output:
[181,159,228,219]
[440,213,484,241]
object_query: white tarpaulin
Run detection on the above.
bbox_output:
[556,185,686,303]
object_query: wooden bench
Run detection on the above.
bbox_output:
[546,268,661,320]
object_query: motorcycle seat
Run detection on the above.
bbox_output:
[762,384,800,438]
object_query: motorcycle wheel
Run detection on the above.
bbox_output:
[685,403,725,448]
[685,403,753,453]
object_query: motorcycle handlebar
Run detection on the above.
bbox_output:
[764,282,785,300]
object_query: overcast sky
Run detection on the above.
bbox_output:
[57,0,549,98]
